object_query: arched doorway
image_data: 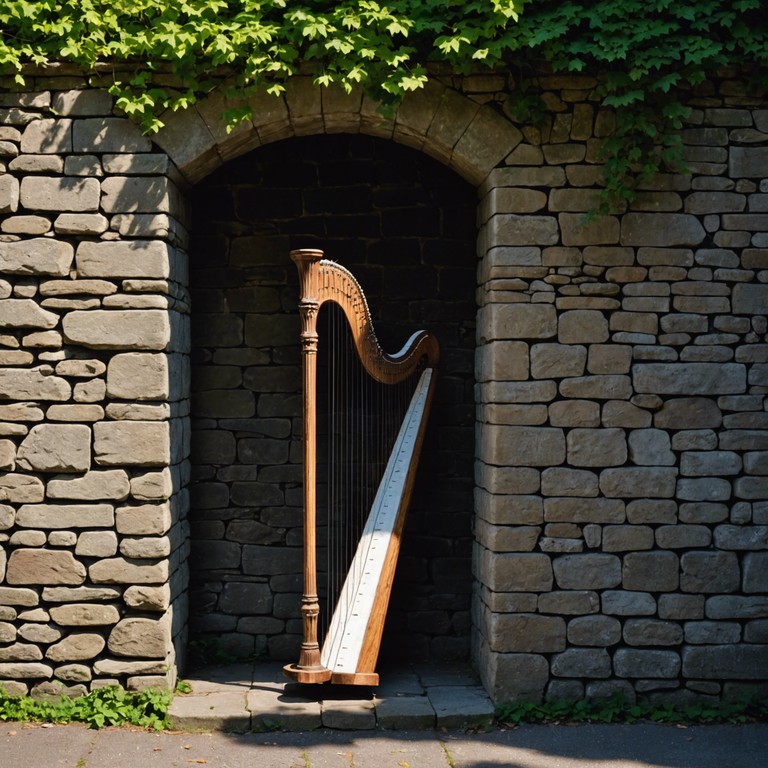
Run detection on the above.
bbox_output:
[186,134,477,668]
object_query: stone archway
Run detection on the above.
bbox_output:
[154,78,523,675]
[152,78,522,186]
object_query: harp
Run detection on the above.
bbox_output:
[283,248,439,686]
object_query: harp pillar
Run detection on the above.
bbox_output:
[284,249,332,683]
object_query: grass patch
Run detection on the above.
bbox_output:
[496,693,768,726]
[0,684,171,730]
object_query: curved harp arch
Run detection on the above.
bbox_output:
[285,248,439,686]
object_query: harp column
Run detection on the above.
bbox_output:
[285,249,332,683]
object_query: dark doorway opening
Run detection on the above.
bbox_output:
[187,134,476,668]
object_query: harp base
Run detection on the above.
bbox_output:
[330,671,380,686]
[282,664,380,686]
[283,663,332,684]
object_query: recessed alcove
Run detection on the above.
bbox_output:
[187,134,477,668]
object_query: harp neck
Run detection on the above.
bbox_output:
[291,248,439,382]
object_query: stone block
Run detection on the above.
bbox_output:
[600,468,677,498]
[101,176,176,213]
[0,238,74,276]
[63,310,171,350]
[623,551,679,591]
[16,504,113,529]
[20,118,72,153]
[49,604,120,626]
[72,117,151,153]
[530,344,586,379]
[108,617,170,658]
[544,497,624,524]
[46,470,130,501]
[567,615,621,647]
[485,214,559,247]
[116,503,171,535]
[107,352,169,400]
[683,645,768,679]
[541,468,598,498]
[559,375,632,400]
[602,525,654,552]
[566,428,626,467]
[16,424,90,473]
[89,557,169,585]
[614,649,681,679]
[479,425,565,467]
[119,537,170,559]
[0,643,42,661]
[0,299,56,330]
[476,647,549,703]
[623,619,683,646]
[475,341,529,382]
[743,553,768,593]
[714,525,768,550]
[732,284,768,314]
[0,174,19,213]
[52,89,113,115]
[559,213,619,246]
[0,474,45,504]
[558,310,609,344]
[124,585,170,611]
[588,344,632,374]
[451,106,522,182]
[490,613,565,653]
[621,214,705,246]
[76,240,171,279]
[6,549,85,585]
[730,147,768,178]
[551,648,611,678]
[677,477,731,502]
[684,621,741,645]
[655,525,711,549]
[658,594,704,620]
[475,550,552,592]
[20,176,100,212]
[46,634,106,662]
[654,398,722,429]
[634,363,745,395]
[628,429,675,466]
[94,421,170,466]
[549,400,600,427]
[75,531,118,557]
[477,303,557,342]
[553,554,621,589]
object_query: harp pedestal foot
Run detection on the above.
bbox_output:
[283,663,332,684]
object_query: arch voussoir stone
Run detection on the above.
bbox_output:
[155,76,521,186]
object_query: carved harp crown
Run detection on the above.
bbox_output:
[284,248,439,686]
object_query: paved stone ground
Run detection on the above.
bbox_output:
[2,721,767,768]
[169,661,495,732]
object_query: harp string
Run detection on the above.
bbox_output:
[318,302,417,646]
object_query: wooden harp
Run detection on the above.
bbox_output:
[283,248,439,686]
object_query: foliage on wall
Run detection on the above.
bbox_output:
[1,1,766,201]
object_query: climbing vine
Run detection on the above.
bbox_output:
[0,1,766,203]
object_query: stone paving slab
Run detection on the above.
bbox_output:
[168,661,495,732]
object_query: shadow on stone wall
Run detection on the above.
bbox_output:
[187,134,477,667]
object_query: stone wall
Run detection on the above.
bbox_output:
[0,85,191,694]
[0,69,765,704]
[473,74,768,703]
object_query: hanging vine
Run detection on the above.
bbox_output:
[1,1,766,204]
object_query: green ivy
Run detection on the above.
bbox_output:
[0,685,171,730]
[0,1,766,204]
[496,692,768,726]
